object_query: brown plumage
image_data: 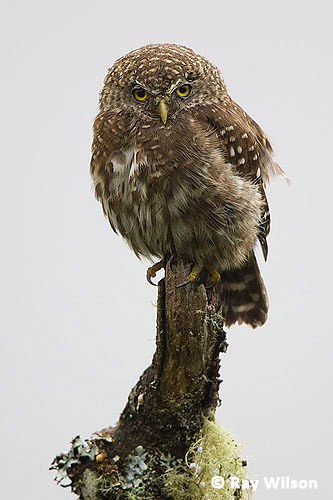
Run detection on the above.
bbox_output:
[90,44,284,328]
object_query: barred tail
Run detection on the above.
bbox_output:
[220,252,268,328]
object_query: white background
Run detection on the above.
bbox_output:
[1,1,332,498]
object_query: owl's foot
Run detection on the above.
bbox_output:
[177,265,221,289]
[146,259,165,286]
[177,264,202,288]
[205,267,221,289]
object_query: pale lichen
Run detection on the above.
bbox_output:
[162,418,252,500]
[80,469,99,500]
[52,420,251,500]
[119,445,149,489]
[195,309,226,334]
[51,435,98,487]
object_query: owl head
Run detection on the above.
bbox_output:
[99,44,227,125]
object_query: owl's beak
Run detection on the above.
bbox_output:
[157,98,168,125]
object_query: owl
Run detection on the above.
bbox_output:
[90,44,284,328]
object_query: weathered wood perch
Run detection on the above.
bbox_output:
[51,260,250,500]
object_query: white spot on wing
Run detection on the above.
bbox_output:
[250,293,260,301]
[227,282,246,291]
[129,154,139,178]
[232,302,256,312]
[112,148,134,173]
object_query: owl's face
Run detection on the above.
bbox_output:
[100,44,227,126]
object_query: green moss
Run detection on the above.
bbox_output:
[195,309,225,331]
[162,418,252,500]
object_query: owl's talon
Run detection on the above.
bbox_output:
[206,267,221,289]
[146,260,165,286]
[176,279,191,288]
[176,264,201,288]
[146,271,158,286]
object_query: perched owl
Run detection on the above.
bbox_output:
[90,44,284,328]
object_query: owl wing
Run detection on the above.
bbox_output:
[203,98,286,260]
[90,109,133,234]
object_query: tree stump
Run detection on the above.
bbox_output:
[51,260,251,500]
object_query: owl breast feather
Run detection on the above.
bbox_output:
[96,143,262,271]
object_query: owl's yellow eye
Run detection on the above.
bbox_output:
[133,88,148,101]
[176,84,191,98]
